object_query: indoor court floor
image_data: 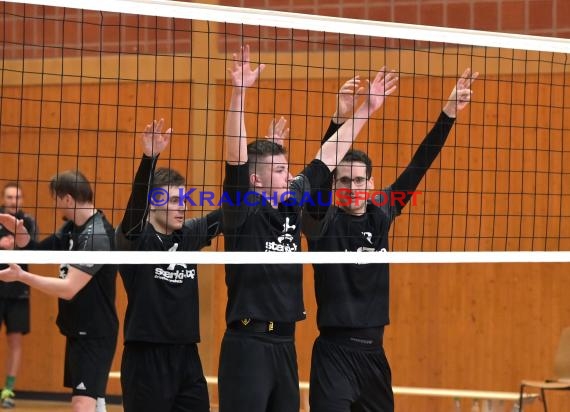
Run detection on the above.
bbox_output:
[9,400,124,411]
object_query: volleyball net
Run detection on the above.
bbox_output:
[1,0,570,264]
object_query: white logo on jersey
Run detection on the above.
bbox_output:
[356,246,376,253]
[266,217,298,252]
[345,242,387,265]
[154,243,196,283]
[166,243,188,271]
[59,238,74,278]
[362,231,373,244]
[282,217,296,233]
[154,267,196,283]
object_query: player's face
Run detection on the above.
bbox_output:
[334,161,374,216]
[149,185,186,234]
[252,154,293,207]
[2,187,23,215]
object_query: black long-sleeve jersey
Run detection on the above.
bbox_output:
[305,112,455,329]
[116,155,222,344]
[222,158,330,325]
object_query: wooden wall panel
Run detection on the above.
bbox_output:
[1,70,569,412]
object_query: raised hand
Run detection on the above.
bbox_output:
[362,68,399,116]
[142,118,172,158]
[0,213,30,248]
[0,263,24,283]
[228,44,265,89]
[265,116,289,147]
[334,76,365,123]
[443,68,479,118]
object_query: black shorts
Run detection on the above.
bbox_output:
[64,335,117,399]
[309,335,393,412]
[0,298,30,334]
[121,342,209,412]
[218,328,300,412]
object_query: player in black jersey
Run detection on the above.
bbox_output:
[303,68,478,412]
[0,182,38,408]
[115,119,222,412]
[0,171,118,412]
[218,44,398,412]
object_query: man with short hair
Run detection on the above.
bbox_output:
[219,44,398,412]
[0,171,117,412]
[115,119,222,412]
[0,182,38,409]
[303,68,478,412]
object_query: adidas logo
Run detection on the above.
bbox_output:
[76,382,87,390]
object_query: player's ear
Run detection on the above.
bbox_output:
[64,193,75,207]
[367,175,375,189]
[250,173,263,188]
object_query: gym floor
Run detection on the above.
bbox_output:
[8,400,124,411]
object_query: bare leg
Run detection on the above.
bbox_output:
[71,395,97,412]
[5,332,23,377]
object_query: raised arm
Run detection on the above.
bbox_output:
[390,68,478,212]
[321,76,366,144]
[305,77,367,224]
[225,45,265,165]
[119,119,172,240]
[317,68,398,171]
[442,68,478,119]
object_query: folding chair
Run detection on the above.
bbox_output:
[519,326,570,411]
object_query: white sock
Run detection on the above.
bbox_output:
[95,397,106,412]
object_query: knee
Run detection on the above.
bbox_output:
[6,333,23,347]
[71,395,96,412]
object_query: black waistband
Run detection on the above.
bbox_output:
[228,319,296,337]
[319,326,384,347]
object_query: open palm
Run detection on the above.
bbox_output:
[266,116,289,147]
[142,118,172,158]
[366,68,399,115]
[229,44,265,88]
[335,76,365,122]
[444,68,479,118]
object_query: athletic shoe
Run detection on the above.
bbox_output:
[0,388,15,409]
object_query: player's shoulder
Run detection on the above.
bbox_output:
[82,212,114,239]
[88,210,112,227]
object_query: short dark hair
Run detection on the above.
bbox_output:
[333,150,373,179]
[151,168,185,190]
[247,139,287,175]
[2,182,21,196]
[49,171,93,203]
